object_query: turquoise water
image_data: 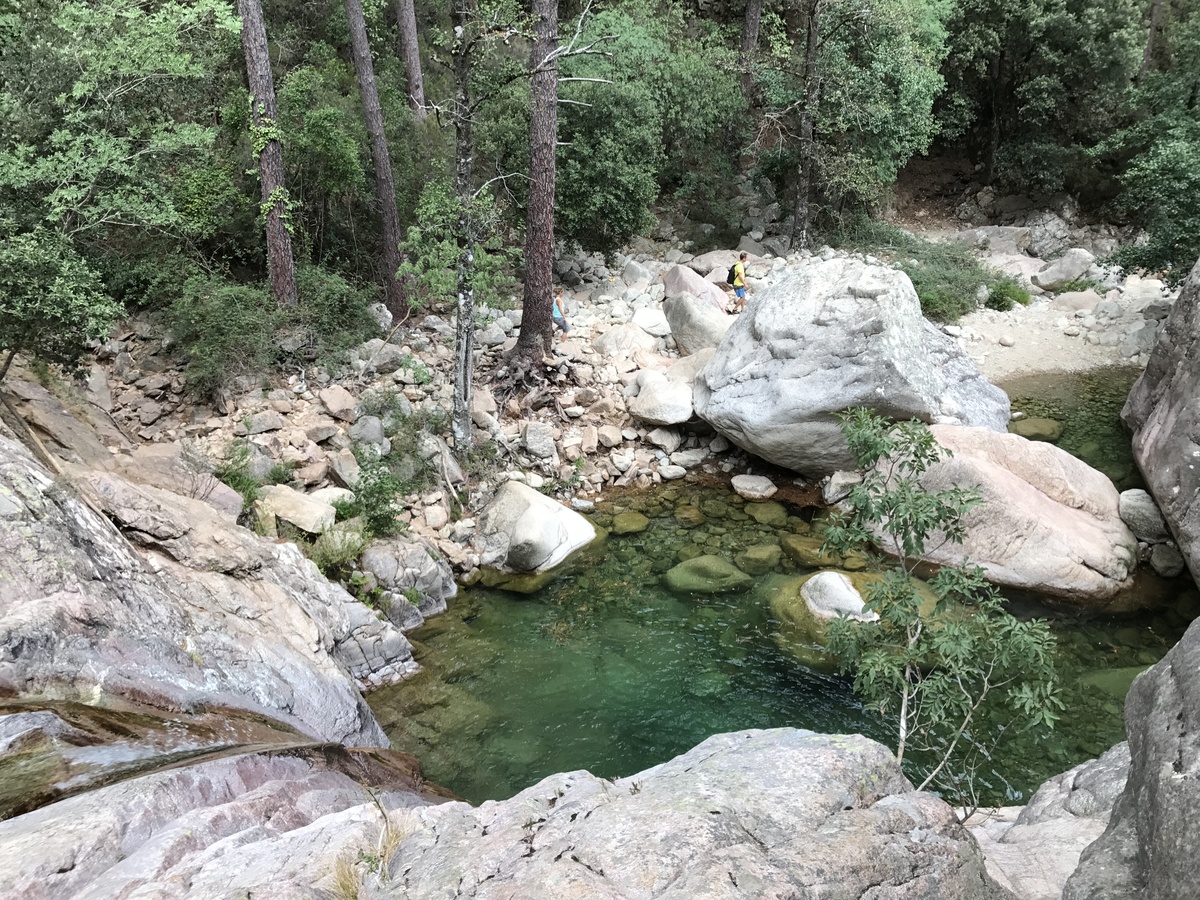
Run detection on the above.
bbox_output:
[371,485,1193,806]
[369,368,1194,807]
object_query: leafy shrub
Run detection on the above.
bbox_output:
[335,452,406,539]
[309,524,368,580]
[167,266,378,396]
[984,279,1031,311]
[0,223,123,381]
[264,463,294,485]
[832,219,1019,323]
[214,439,261,507]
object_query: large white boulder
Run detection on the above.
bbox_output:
[898,426,1138,607]
[662,263,729,312]
[693,259,1010,475]
[593,322,658,358]
[663,293,733,355]
[476,481,597,574]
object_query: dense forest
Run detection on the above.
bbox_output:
[2,0,1199,396]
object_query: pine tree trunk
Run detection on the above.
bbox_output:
[237,0,298,306]
[394,0,426,117]
[450,0,476,452]
[741,0,764,95]
[793,0,822,250]
[345,0,406,314]
[513,0,559,366]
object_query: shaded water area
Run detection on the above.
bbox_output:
[371,367,1200,807]
[0,699,309,820]
[1001,367,1144,490]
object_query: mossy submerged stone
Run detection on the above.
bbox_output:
[769,570,943,671]
[1010,416,1064,442]
[735,544,782,576]
[780,533,842,568]
[663,555,754,594]
[674,505,707,528]
[612,511,650,534]
[745,501,789,527]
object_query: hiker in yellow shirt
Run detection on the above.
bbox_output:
[732,252,748,312]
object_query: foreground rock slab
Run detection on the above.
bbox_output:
[0,744,445,900]
[0,430,411,744]
[386,729,1010,900]
[694,259,1010,476]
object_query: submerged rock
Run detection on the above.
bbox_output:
[663,554,754,594]
[693,259,1010,476]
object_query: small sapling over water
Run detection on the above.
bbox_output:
[822,408,1062,808]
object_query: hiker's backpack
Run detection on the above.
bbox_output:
[727,264,738,285]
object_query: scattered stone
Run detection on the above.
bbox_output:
[745,501,788,527]
[822,470,862,504]
[255,485,336,535]
[658,464,686,480]
[735,544,782,576]
[318,385,358,422]
[522,421,557,460]
[1118,489,1170,543]
[1149,542,1185,578]
[731,474,777,500]
[597,425,623,449]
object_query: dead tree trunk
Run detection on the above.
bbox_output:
[513,0,559,369]
[344,0,406,313]
[237,0,298,306]
[395,0,427,117]
[450,0,477,451]
[741,0,764,95]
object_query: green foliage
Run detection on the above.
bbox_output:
[0,223,122,378]
[822,409,1062,798]
[984,279,1031,311]
[166,267,378,396]
[936,0,1142,192]
[1107,125,1200,284]
[396,180,516,308]
[757,0,949,220]
[832,218,1015,322]
[337,451,406,539]
[264,463,295,486]
[214,439,260,508]
[309,526,369,581]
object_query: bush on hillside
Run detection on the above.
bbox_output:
[167,267,378,397]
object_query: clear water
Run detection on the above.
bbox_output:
[371,367,1196,806]
[1002,367,1143,490]
[371,490,1193,807]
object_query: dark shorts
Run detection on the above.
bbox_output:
[553,312,570,333]
[734,286,746,299]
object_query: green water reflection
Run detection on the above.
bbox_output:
[1003,367,1143,489]
[372,485,1191,807]
[371,367,1194,806]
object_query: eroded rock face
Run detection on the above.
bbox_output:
[385,729,1010,900]
[902,426,1138,607]
[970,744,1129,900]
[693,259,1010,476]
[0,431,412,744]
[1064,618,1200,900]
[1122,256,1200,582]
[0,744,442,900]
